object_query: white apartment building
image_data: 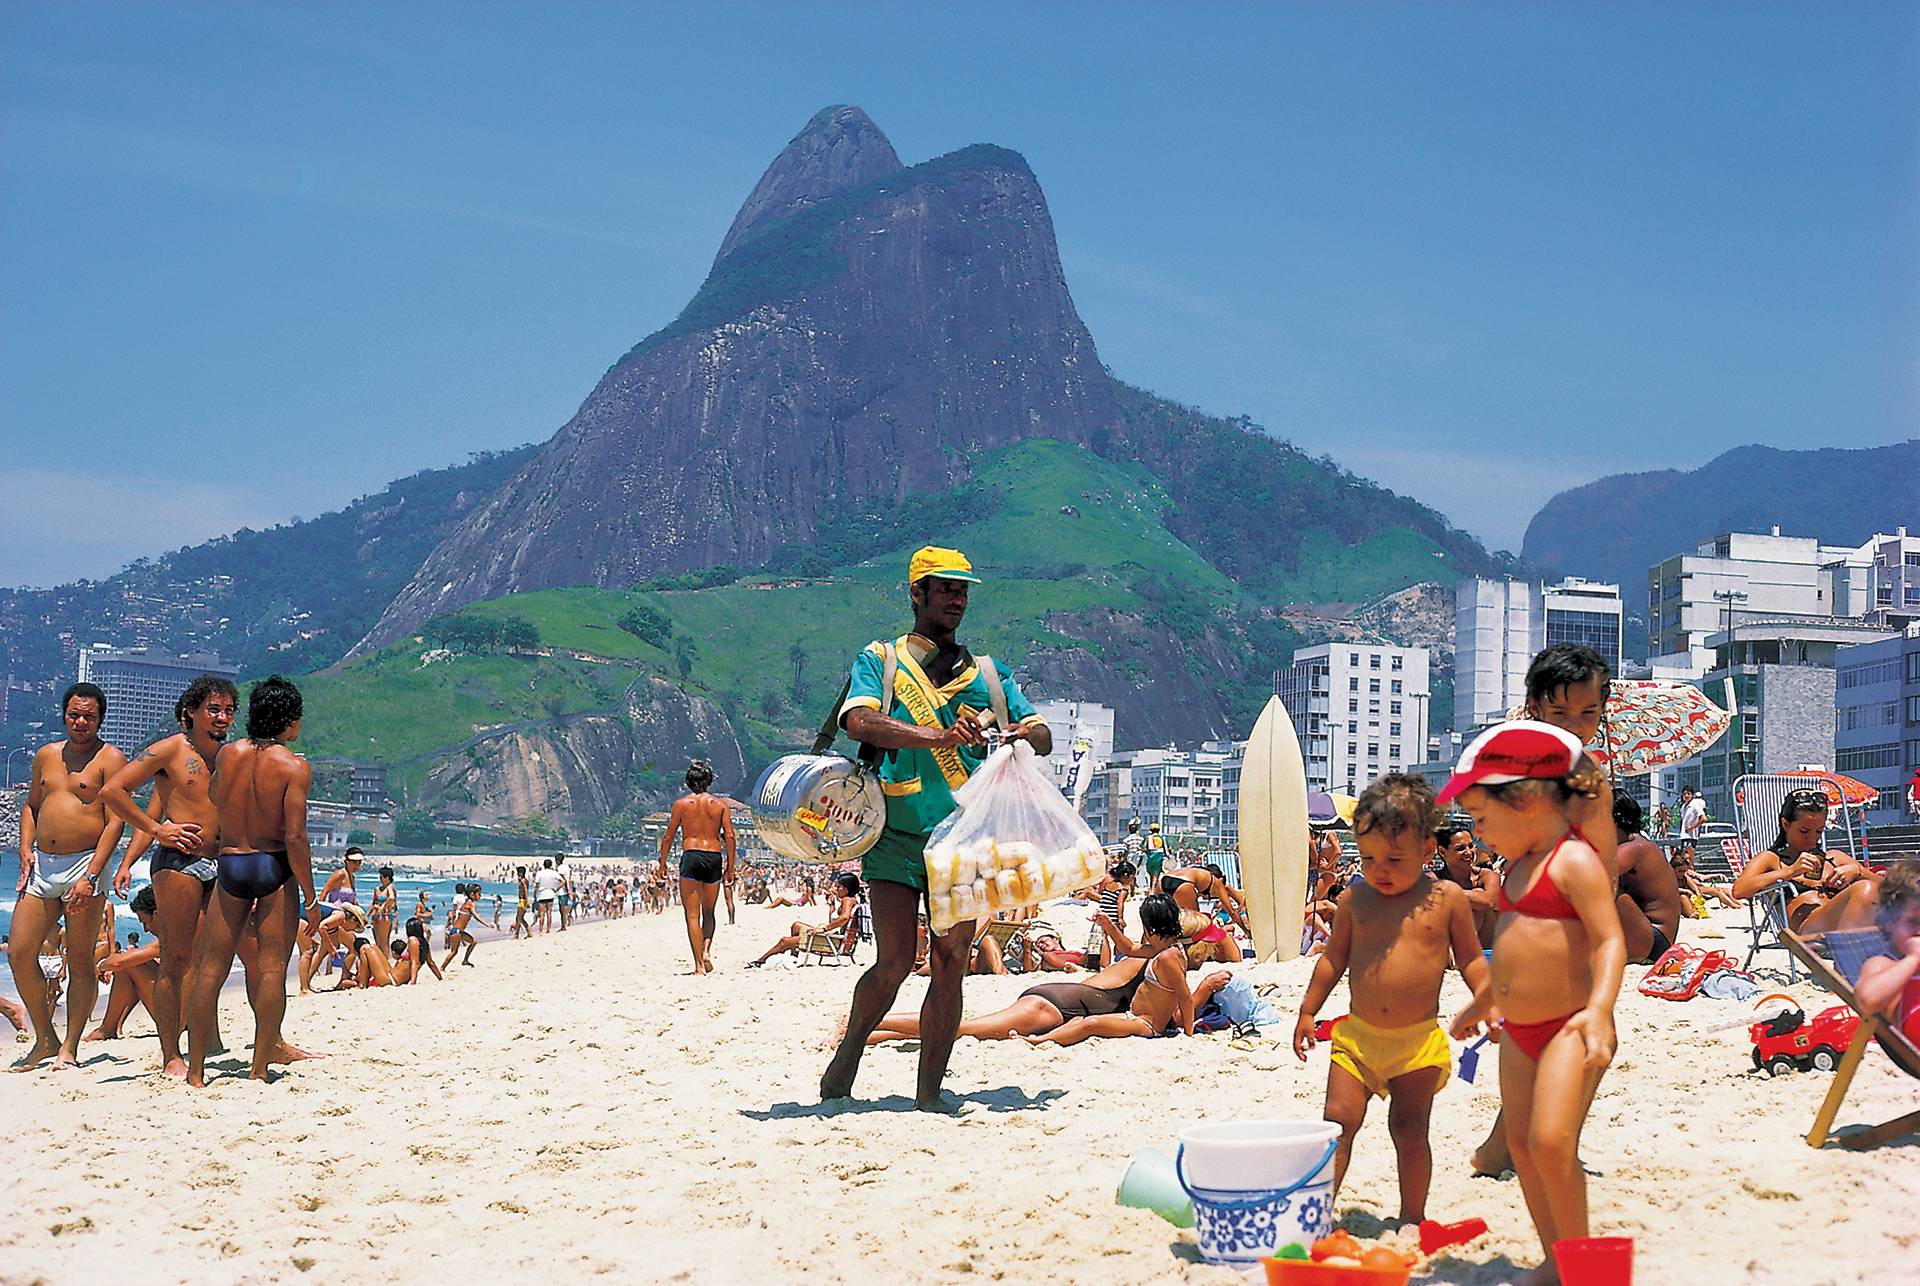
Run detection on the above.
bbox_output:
[1128,745,1232,843]
[1825,528,1920,624]
[1454,580,1535,732]
[74,645,239,755]
[1453,578,1623,735]
[1275,643,1430,795]
[1646,528,1918,677]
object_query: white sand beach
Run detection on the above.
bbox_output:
[4,900,1913,1285]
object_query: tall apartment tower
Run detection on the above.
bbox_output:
[1275,644,1430,795]
[74,646,239,755]
[1454,579,1535,732]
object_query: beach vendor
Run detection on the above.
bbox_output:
[819,545,1052,1111]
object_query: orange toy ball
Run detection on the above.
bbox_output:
[1361,1248,1407,1271]
[1310,1232,1363,1262]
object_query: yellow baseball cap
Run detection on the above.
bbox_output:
[909,546,981,585]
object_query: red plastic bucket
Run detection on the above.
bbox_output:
[1552,1236,1633,1286]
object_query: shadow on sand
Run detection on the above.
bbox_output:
[742,1085,1067,1120]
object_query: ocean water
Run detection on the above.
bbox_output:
[0,857,581,1002]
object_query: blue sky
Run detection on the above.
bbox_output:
[3,2,1914,587]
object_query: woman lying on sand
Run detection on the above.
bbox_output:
[864,895,1227,1045]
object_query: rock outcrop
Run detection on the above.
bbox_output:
[416,675,748,825]
[351,110,1117,655]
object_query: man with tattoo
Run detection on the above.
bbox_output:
[101,674,239,1077]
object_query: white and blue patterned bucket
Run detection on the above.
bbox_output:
[1175,1121,1339,1267]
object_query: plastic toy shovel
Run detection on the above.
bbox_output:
[1456,1032,1494,1083]
[1418,1218,1488,1255]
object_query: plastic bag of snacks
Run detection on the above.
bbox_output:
[924,740,1105,932]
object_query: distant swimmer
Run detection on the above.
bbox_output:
[185,675,320,1087]
[658,760,736,975]
[10,683,129,1071]
[100,674,239,1078]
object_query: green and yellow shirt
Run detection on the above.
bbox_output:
[838,634,1045,836]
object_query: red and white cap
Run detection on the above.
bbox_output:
[1437,720,1586,805]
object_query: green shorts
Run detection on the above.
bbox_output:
[863,826,931,893]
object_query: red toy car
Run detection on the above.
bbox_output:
[1750,1003,1861,1076]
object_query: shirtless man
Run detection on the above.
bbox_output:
[100,674,238,1077]
[11,682,129,1071]
[1610,796,1683,964]
[658,760,736,975]
[185,675,320,1087]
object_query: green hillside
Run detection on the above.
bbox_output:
[298,437,1464,824]
[298,441,1252,803]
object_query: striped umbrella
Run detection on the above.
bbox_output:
[1595,680,1732,777]
[1515,680,1732,777]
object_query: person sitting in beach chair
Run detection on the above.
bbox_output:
[1735,789,1883,934]
[1783,862,1920,1149]
[748,873,861,967]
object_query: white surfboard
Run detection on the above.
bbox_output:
[1238,695,1309,962]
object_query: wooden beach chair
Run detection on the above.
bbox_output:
[1781,928,1920,1150]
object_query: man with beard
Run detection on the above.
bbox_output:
[101,674,240,1078]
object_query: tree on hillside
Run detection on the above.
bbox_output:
[394,809,438,849]
[788,641,807,701]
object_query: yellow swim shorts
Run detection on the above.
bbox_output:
[1327,1015,1452,1099]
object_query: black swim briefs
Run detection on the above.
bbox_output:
[217,850,291,901]
[680,850,725,884]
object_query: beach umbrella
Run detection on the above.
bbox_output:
[1595,681,1732,777]
[1307,791,1357,830]
[1513,680,1731,777]
[1761,770,1879,809]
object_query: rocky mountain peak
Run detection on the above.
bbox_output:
[715,104,903,261]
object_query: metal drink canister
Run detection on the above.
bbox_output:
[750,754,887,863]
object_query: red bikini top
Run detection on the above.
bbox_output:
[1497,828,1587,922]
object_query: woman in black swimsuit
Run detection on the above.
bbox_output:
[863,895,1185,1045]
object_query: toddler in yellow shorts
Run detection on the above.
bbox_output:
[1292,774,1491,1224]
[1328,1015,1453,1098]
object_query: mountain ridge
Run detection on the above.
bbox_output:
[1522,440,1920,594]
[352,106,1507,657]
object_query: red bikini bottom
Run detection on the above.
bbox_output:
[1501,1013,1575,1062]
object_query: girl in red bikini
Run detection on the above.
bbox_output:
[1443,721,1627,1286]
[1856,863,1920,1048]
